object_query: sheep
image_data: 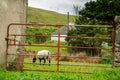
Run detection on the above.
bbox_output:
[33,50,51,65]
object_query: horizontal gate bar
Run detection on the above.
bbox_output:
[9,34,111,40]
[8,62,111,68]
[8,44,111,50]
[8,23,112,28]
[7,54,111,59]
[74,25,112,27]
[22,69,92,74]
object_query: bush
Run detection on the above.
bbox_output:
[101,56,112,64]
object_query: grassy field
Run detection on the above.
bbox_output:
[24,41,112,73]
[25,41,68,55]
[1,68,120,80]
[23,58,111,73]
[4,43,118,80]
[27,7,76,24]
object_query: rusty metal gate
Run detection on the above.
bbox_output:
[6,23,115,73]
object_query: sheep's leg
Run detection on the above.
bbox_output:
[33,57,36,63]
[43,58,46,64]
[48,59,51,66]
[48,57,51,63]
[47,57,51,66]
[49,59,51,63]
[39,58,41,64]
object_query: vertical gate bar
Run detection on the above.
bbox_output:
[112,21,115,68]
[6,24,11,69]
[5,37,9,69]
[57,26,61,72]
[14,35,17,53]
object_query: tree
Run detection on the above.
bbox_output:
[65,25,109,56]
[79,0,120,24]
[65,0,119,56]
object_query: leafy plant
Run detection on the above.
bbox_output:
[101,56,112,64]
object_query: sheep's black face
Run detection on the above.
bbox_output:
[33,57,36,63]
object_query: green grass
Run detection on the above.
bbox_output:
[23,58,111,73]
[24,42,112,73]
[22,41,114,80]
[25,41,68,55]
[1,68,120,80]
[27,7,76,24]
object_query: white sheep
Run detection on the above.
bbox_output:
[33,50,51,64]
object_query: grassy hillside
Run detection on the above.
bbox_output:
[27,7,76,24]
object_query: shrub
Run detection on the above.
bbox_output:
[101,56,112,64]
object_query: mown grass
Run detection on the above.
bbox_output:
[20,41,115,79]
[25,40,68,55]
[24,41,112,72]
[23,58,111,73]
[1,68,120,80]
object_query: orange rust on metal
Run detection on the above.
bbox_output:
[6,38,19,42]
[22,69,92,74]
[111,21,115,68]
[6,23,64,50]
[7,53,101,59]
[13,35,17,54]
[7,23,64,37]
[57,26,60,72]
[8,61,111,68]
[6,23,64,68]
[74,25,112,27]
[23,69,57,72]
[6,23,115,72]
[10,34,111,40]
[8,43,102,49]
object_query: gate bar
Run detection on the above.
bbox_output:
[57,26,60,72]
[8,61,111,68]
[111,21,115,68]
[8,43,111,50]
[10,34,111,40]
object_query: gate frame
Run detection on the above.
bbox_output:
[6,23,115,73]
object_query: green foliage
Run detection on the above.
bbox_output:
[65,25,111,55]
[78,0,120,24]
[66,0,115,55]
[1,68,120,80]
[35,33,47,43]
[26,27,57,43]
[101,56,112,64]
[0,69,6,80]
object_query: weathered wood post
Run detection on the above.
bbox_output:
[114,16,120,67]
